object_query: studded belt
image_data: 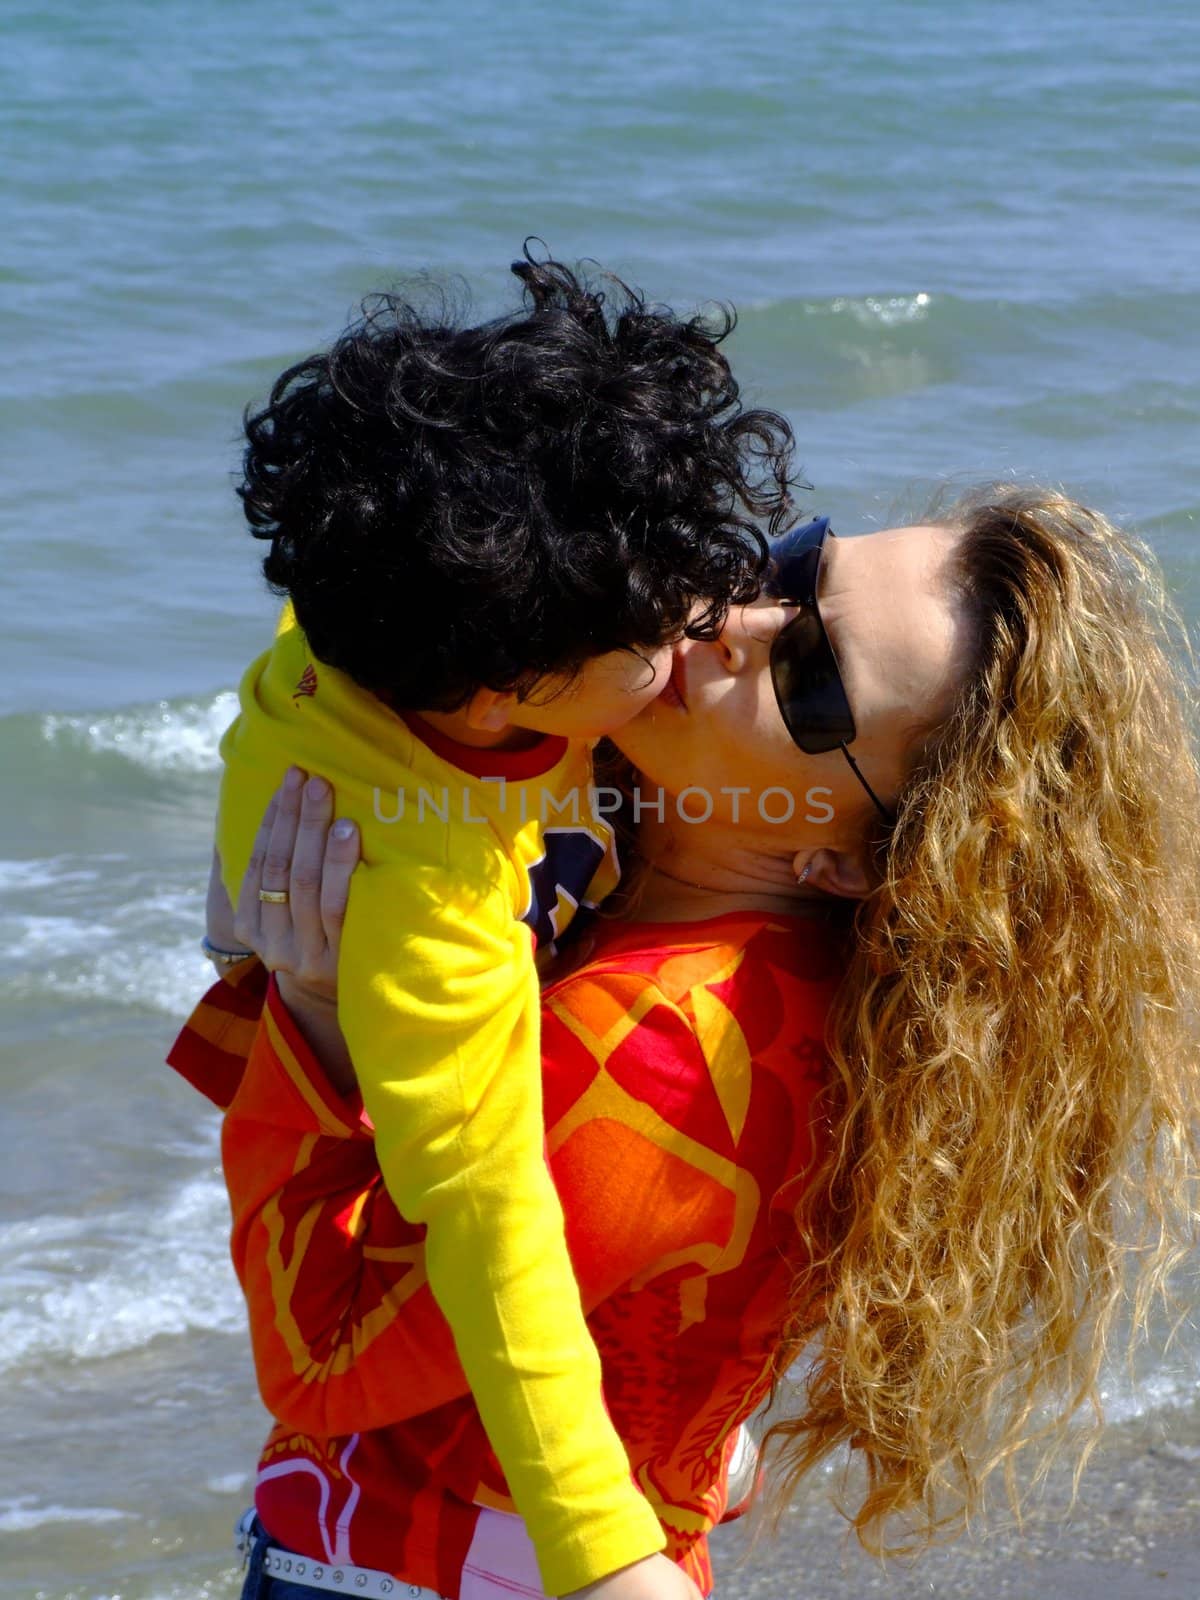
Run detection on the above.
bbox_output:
[236,1508,443,1600]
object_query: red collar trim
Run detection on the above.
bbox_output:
[402,712,570,781]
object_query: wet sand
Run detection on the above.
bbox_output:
[710,1400,1200,1599]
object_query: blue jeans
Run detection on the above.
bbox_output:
[237,1524,317,1600]
[238,1519,363,1600]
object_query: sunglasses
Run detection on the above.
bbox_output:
[765,517,895,825]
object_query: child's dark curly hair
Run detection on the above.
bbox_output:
[239,247,798,710]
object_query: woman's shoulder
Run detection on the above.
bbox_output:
[554,908,840,983]
[540,910,839,1153]
[543,909,843,1053]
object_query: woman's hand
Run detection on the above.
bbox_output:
[204,849,246,964]
[233,766,361,1094]
[233,767,358,1000]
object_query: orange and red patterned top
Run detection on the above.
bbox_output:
[169,910,840,1598]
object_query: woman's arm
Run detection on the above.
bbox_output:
[209,778,731,1421]
[222,970,473,1430]
[204,848,253,968]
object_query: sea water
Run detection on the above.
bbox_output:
[3,2,1199,1595]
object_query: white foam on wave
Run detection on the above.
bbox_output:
[1,856,212,1017]
[206,1470,252,1495]
[7,910,117,961]
[784,1332,1200,1432]
[1098,1362,1200,1425]
[32,929,215,1018]
[740,291,937,333]
[821,292,933,328]
[0,1175,245,1373]
[41,689,238,775]
[0,857,116,892]
[0,1496,133,1534]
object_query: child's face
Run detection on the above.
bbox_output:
[510,645,675,740]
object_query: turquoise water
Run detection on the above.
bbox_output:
[2,3,1199,1596]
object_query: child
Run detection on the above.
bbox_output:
[202,251,794,1596]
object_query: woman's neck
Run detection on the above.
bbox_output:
[630,867,829,924]
[621,819,830,924]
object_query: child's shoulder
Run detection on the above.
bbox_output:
[252,610,393,729]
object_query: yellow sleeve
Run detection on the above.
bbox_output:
[339,857,666,1595]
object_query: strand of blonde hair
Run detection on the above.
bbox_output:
[768,486,1200,1549]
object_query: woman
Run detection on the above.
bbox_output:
[183,487,1200,1600]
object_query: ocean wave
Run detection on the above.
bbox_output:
[0,857,115,892]
[1098,1362,1200,1426]
[739,290,936,329]
[0,1175,244,1374]
[0,1496,134,1534]
[1,859,211,1017]
[40,690,238,776]
[725,290,959,407]
[822,292,933,327]
[19,932,216,1019]
[205,1471,253,1496]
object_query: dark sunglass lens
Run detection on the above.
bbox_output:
[770,607,854,754]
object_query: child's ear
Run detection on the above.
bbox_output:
[463,688,519,733]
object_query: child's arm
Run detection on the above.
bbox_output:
[341,869,668,1593]
[229,773,667,1596]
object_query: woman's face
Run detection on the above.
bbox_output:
[612,522,968,844]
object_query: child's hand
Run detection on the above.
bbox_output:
[562,1553,704,1600]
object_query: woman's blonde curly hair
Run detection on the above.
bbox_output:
[769,484,1200,1548]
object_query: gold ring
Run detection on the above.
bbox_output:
[258,888,290,904]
